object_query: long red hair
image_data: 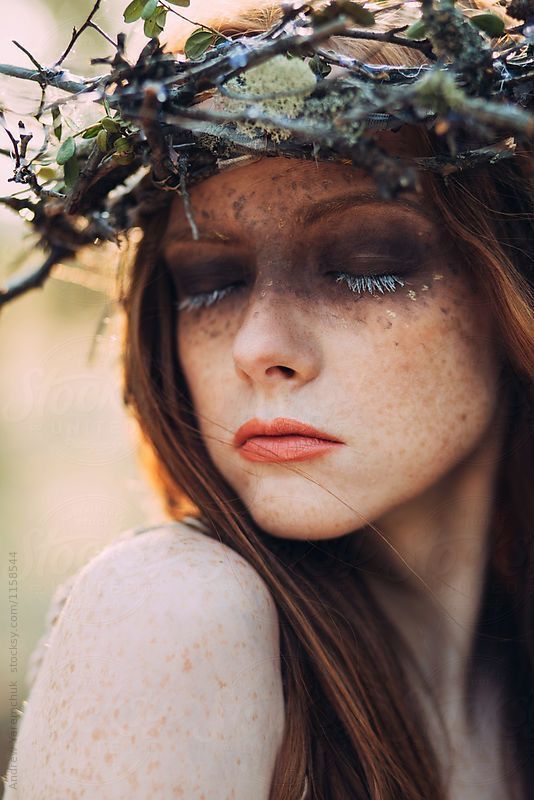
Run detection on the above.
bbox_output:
[121,3,534,797]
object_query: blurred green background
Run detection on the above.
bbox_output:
[0,0,169,784]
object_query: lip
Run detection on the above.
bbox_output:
[234,417,342,448]
[233,417,343,462]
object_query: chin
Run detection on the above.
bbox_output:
[239,492,371,541]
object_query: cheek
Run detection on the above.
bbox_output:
[176,317,234,415]
[330,285,500,472]
[177,275,500,458]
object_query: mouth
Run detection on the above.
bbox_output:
[234,417,343,463]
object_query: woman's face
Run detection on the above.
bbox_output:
[163,153,503,541]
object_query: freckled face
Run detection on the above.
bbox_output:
[163,156,502,541]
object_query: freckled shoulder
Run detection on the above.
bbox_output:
[83,519,282,625]
[5,520,286,799]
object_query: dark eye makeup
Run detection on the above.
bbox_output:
[164,221,440,313]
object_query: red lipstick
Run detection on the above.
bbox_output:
[234,417,343,463]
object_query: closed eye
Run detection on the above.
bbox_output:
[176,271,406,312]
[331,272,405,295]
[176,281,246,312]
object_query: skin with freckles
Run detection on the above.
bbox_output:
[4,526,285,799]
[162,145,520,798]
[164,153,502,552]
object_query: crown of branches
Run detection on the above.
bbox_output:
[0,0,532,306]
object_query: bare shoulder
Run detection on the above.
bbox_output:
[75,520,281,626]
[6,521,285,799]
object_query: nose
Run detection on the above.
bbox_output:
[232,288,321,389]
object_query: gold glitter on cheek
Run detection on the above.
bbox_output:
[407,290,417,301]
[433,273,444,280]
[386,309,396,319]
[421,284,429,292]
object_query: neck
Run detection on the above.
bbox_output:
[353,403,507,724]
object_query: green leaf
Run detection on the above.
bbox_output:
[143,7,165,38]
[141,0,158,20]
[81,124,102,139]
[341,2,375,27]
[113,136,132,152]
[63,154,79,188]
[404,18,427,40]
[51,104,62,141]
[165,0,190,5]
[184,29,215,60]
[123,0,146,23]
[469,12,505,37]
[100,117,120,133]
[97,129,109,153]
[156,7,167,25]
[56,136,76,165]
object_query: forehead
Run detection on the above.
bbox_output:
[164,154,435,248]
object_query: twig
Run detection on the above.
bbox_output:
[412,141,517,174]
[35,86,47,121]
[139,87,174,184]
[17,122,33,161]
[172,17,350,89]
[497,42,530,58]
[28,119,51,165]
[504,70,534,86]
[0,63,95,94]
[160,3,231,42]
[12,41,44,73]
[315,48,429,82]
[4,122,44,196]
[2,123,65,199]
[339,28,436,60]
[153,98,416,198]
[0,196,37,213]
[148,101,335,148]
[343,70,534,136]
[88,22,117,49]
[0,246,70,308]
[3,128,20,166]
[54,0,102,68]
[178,156,199,240]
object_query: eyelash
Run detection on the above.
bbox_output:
[176,271,406,313]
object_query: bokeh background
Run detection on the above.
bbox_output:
[0,0,178,782]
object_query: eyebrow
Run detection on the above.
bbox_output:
[298,191,436,228]
[166,190,436,248]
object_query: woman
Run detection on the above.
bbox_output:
[4,1,533,798]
